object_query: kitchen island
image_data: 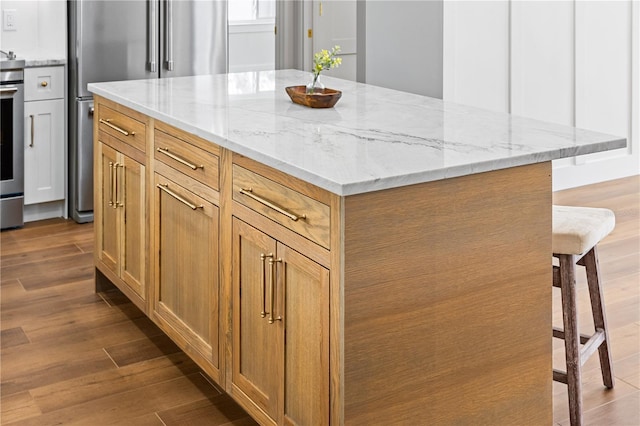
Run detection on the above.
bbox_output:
[89,70,625,425]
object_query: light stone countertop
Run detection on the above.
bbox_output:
[88,69,626,196]
[24,57,66,67]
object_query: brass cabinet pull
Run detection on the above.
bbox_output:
[156,147,203,170]
[108,162,114,207]
[99,118,135,136]
[268,258,283,324]
[29,115,34,147]
[112,162,122,208]
[41,81,48,87]
[115,163,124,208]
[239,188,305,222]
[260,253,273,318]
[157,183,203,210]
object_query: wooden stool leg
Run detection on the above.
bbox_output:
[582,246,615,389]
[559,254,583,426]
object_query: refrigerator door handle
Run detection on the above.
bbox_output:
[148,0,157,72]
[164,0,174,71]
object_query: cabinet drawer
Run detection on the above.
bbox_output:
[98,105,146,153]
[233,165,330,248]
[155,129,219,190]
[25,66,65,101]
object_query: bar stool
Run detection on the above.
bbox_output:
[552,205,615,426]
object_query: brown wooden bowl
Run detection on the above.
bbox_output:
[285,86,342,108]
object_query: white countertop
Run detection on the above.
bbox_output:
[88,70,626,196]
[23,57,66,67]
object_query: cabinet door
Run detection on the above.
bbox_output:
[232,218,280,422]
[278,243,330,426]
[96,142,119,275]
[154,174,219,367]
[120,154,145,298]
[24,99,65,204]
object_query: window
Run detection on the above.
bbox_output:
[229,0,276,22]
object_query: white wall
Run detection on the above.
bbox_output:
[0,0,66,59]
[444,0,639,190]
[312,0,357,81]
[363,0,443,98]
[229,22,275,73]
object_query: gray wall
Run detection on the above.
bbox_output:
[359,1,443,98]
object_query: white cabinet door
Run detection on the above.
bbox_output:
[312,0,357,81]
[24,99,65,205]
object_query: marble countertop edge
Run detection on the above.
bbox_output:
[88,75,627,196]
[24,58,66,67]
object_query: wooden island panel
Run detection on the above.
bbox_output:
[341,162,553,424]
[93,94,557,425]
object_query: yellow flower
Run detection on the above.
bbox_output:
[308,45,342,93]
[312,45,342,78]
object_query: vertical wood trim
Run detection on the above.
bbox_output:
[329,193,344,425]
[220,148,234,391]
[146,119,155,314]
[93,98,101,267]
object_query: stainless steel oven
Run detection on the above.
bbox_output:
[1,58,25,229]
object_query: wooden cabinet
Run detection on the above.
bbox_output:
[152,123,222,383]
[94,99,147,310]
[230,160,331,426]
[92,96,554,425]
[95,141,146,304]
[24,66,65,207]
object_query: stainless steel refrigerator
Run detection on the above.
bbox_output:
[68,0,227,223]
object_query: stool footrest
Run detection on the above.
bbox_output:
[580,329,606,366]
[553,369,568,385]
[552,327,591,345]
[552,327,607,373]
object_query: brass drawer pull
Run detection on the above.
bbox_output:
[99,118,135,136]
[239,188,306,222]
[260,253,273,318]
[157,183,203,210]
[268,257,283,324]
[156,147,203,170]
[41,81,48,87]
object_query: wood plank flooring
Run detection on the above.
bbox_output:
[0,219,257,425]
[552,175,640,425]
[1,175,638,425]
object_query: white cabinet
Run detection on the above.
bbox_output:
[24,65,66,206]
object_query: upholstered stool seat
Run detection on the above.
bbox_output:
[552,205,615,426]
[553,205,616,255]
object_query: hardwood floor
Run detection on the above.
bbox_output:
[0,220,257,425]
[1,175,638,425]
[552,175,640,425]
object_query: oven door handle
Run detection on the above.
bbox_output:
[0,87,18,94]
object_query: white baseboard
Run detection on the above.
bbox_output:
[24,200,67,223]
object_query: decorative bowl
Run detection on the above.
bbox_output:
[285,86,342,108]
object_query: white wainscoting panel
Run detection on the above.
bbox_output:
[229,22,275,73]
[444,0,639,190]
[443,1,510,113]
